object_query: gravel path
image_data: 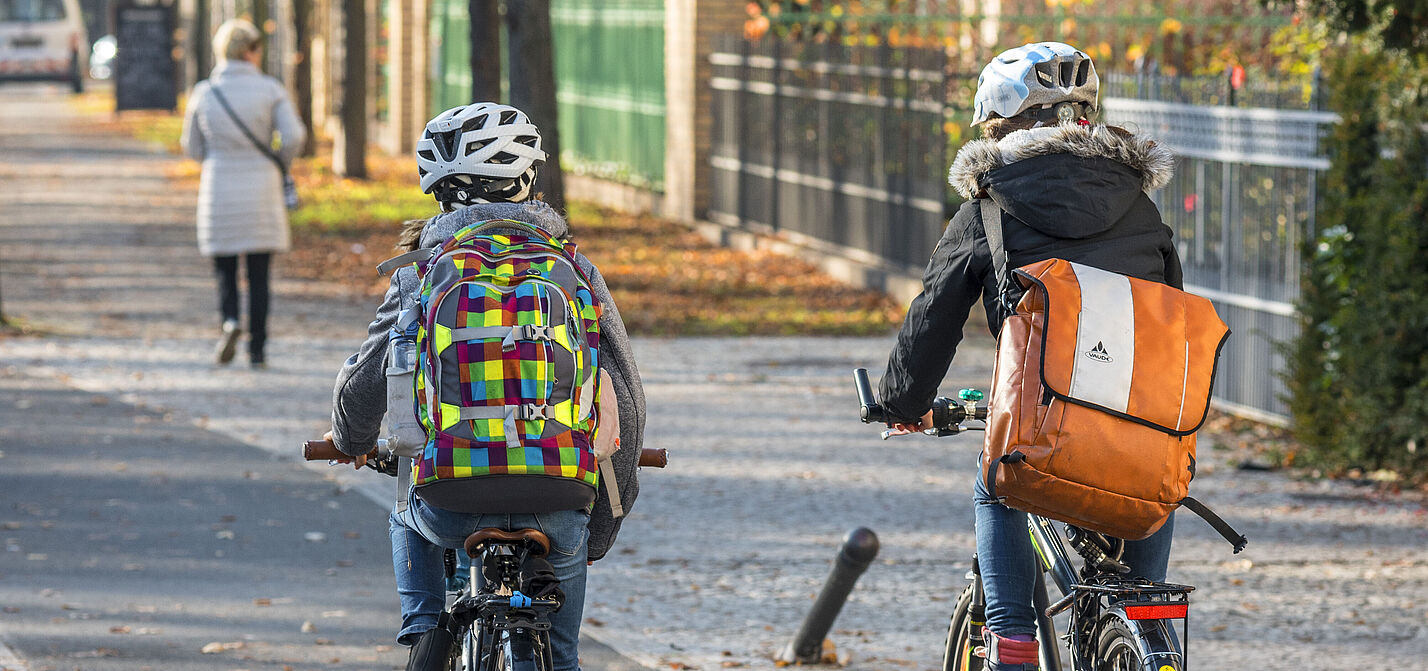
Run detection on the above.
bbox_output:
[2,85,1425,671]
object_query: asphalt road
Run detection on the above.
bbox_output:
[0,366,405,671]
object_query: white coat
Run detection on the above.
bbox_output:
[180,60,306,257]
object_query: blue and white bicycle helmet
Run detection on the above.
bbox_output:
[971,42,1099,126]
[416,103,546,207]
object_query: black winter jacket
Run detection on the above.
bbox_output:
[879,124,1183,424]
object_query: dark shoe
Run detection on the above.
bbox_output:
[405,625,456,671]
[214,320,242,365]
[250,356,266,370]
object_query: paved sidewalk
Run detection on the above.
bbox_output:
[3,84,1427,671]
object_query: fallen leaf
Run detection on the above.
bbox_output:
[301,621,317,633]
[200,641,246,654]
[109,625,131,634]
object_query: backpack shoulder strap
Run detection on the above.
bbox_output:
[376,248,434,276]
[979,198,1017,319]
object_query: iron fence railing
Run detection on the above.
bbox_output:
[757,1,1298,75]
[709,36,1331,422]
[552,0,666,190]
[709,38,947,275]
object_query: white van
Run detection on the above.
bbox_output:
[0,0,88,92]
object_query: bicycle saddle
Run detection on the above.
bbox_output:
[465,528,551,558]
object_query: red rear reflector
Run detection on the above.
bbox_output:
[1124,604,1188,620]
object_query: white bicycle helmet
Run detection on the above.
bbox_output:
[416,103,546,205]
[971,42,1098,126]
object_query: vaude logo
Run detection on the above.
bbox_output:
[1084,341,1113,363]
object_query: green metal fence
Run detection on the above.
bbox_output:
[425,1,665,190]
[428,0,473,117]
[551,0,665,190]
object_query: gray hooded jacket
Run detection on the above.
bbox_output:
[330,201,646,560]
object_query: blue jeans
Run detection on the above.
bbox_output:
[390,489,590,671]
[972,471,1173,663]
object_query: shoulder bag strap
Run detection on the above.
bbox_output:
[979,197,1017,320]
[208,85,288,177]
[1179,496,1249,553]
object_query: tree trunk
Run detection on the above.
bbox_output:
[194,0,211,82]
[334,0,367,178]
[468,0,501,103]
[0,263,8,326]
[505,0,563,211]
[292,0,315,155]
[251,0,268,71]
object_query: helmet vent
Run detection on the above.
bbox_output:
[1034,62,1055,86]
[1060,61,1075,87]
[465,139,493,156]
[500,111,519,125]
[491,151,520,165]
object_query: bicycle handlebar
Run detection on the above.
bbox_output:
[302,440,669,468]
[853,368,988,438]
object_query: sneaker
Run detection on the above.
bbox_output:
[214,320,242,365]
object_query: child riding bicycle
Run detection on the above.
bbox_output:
[325,102,647,671]
[878,43,1181,671]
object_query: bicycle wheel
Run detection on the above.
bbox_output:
[942,585,983,671]
[1094,618,1181,671]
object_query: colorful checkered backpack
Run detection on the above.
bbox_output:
[379,219,604,513]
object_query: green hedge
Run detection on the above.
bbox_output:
[1287,41,1428,477]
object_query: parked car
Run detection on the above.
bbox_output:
[0,0,87,92]
[88,33,113,80]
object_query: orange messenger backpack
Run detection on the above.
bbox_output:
[978,200,1246,550]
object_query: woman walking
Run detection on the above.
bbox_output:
[180,18,306,368]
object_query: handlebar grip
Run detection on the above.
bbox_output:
[303,440,382,461]
[638,448,668,468]
[303,440,345,461]
[853,368,886,423]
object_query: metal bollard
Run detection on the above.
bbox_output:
[776,527,880,664]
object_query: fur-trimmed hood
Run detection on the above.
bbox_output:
[948,124,1174,241]
[948,124,1174,200]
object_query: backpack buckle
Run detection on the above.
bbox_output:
[518,404,552,421]
[520,324,555,341]
[502,324,556,351]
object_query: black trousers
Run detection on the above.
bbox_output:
[212,253,271,361]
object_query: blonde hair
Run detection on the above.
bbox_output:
[213,19,262,62]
